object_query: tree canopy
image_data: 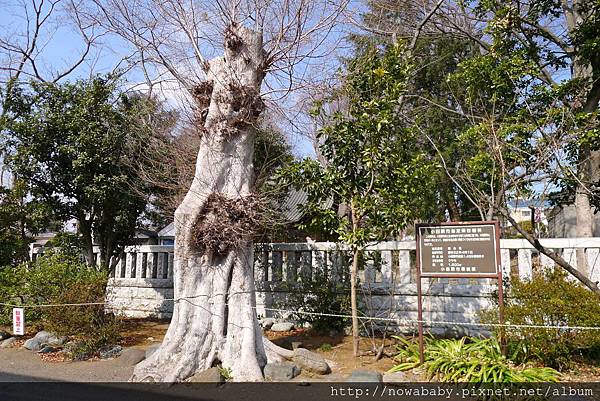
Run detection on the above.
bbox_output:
[1,77,165,270]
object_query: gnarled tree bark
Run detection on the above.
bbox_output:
[130,23,288,383]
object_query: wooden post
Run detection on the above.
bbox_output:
[416,257,425,365]
[415,221,503,365]
[495,221,506,355]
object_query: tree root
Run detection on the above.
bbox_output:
[262,337,294,362]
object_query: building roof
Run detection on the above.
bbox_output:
[135,228,158,239]
[158,222,175,237]
[281,188,309,223]
[507,198,550,209]
[31,232,57,246]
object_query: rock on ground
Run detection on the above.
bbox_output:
[23,338,43,351]
[62,341,83,354]
[270,322,294,332]
[116,348,146,366]
[264,362,301,381]
[259,318,275,330]
[99,345,123,359]
[38,346,60,354]
[24,331,66,351]
[45,336,66,346]
[382,371,411,383]
[187,367,225,383]
[346,369,382,383]
[0,337,16,348]
[0,331,10,341]
[291,348,330,375]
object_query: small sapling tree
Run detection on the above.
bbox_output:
[279,43,437,356]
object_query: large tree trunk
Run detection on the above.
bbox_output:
[131,24,284,383]
[575,147,594,276]
[566,2,600,275]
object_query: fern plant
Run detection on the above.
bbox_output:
[389,336,559,383]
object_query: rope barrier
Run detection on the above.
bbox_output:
[0,302,106,308]
[258,307,600,330]
[3,297,600,331]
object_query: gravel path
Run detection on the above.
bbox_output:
[0,348,135,382]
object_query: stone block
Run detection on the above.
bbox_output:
[264,362,301,381]
[292,348,330,375]
[346,369,382,383]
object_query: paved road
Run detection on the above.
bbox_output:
[0,348,134,382]
[0,349,345,401]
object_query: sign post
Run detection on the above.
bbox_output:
[12,307,25,336]
[415,221,504,364]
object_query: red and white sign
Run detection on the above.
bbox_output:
[12,308,24,335]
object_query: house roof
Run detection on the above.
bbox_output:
[281,188,309,223]
[158,222,175,237]
[33,228,158,245]
[507,198,550,209]
[135,228,158,239]
[32,232,57,246]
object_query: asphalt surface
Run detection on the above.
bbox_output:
[0,348,134,382]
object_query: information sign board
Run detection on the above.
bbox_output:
[418,223,499,276]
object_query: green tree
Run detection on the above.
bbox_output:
[279,43,436,356]
[436,1,600,293]
[0,179,52,267]
[354,0,600,293]
[1,77,159,271]
[350,1,486,222]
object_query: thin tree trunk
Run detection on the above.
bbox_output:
[350,246,360,357]
[445,184,461,221]
[130,24,290,383]
[97,234,111,272]
[78,217,95,267]
[350,200,360,357]
[575,146,594,276]
[103,238,114,273]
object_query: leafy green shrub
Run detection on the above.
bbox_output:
[0,250,121,355]
[0,265,43,326]
[390,336,559,382]
[274,266,350,334]
[483,269,600,370]
[320,343,333,352]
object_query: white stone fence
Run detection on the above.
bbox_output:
[29,238,600,335]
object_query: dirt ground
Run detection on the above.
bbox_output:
[117,320,403,381]
[0,319,401,382]
[2,319,599,382]
[265,328,398,378]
